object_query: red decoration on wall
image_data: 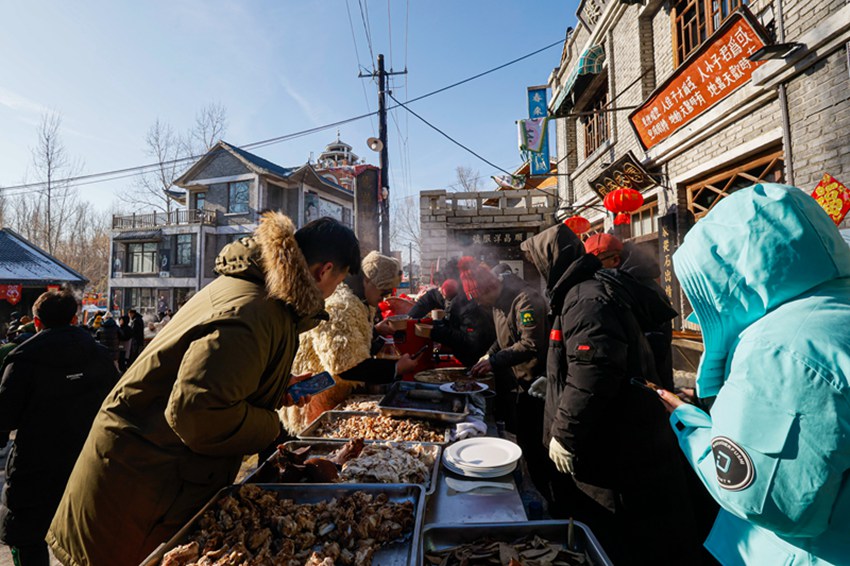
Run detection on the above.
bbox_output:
[603,187,644,225]
[563,215,591,234]
[1,285,22,305]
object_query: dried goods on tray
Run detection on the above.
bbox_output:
[423,534,592,566]
[254,439,433,486]
[160,485,415,566]
[314,414,445,443]
[335,395,382,412]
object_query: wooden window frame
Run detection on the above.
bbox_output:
[227,181,250,214]
[672,0,747,67]
[686,149,784,220]
[630,200,659,238]
[582,84,611,158]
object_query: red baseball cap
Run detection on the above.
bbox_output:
[584,233,623,256]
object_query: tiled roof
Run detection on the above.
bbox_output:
[223,142,295,180]
[0,229,87,284]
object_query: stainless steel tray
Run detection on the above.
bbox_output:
[333,394,383,412]
[421,520,613,566]
[245,440,441,495]
[298,410,452,445]
[142,483,425,566]
[378,381,469,424]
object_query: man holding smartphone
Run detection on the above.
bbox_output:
[48,214,360,566]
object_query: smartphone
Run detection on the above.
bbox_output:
[630,378,660,394]
[287,371,336,403]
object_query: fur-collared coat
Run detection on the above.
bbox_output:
[280,282,374,434]
[47,212,326,566]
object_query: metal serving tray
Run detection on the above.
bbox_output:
[378,381,469,424]
[141,483,425,566]
[333,394,383,412]
[245,440,441,496]
[298,410,452,446]
[421,520,613,566]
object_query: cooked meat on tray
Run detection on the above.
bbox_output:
[314,414,444,443]
[424,534,593,566]
[160,485,414,566]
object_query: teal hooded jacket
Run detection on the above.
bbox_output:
[671,184,850,565]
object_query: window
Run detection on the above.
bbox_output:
[127,242,158,273]
[227,181,250,214]
[582,84,610,158]
[194,191,207,211]
[127,288,157,315]
[687,149,783,220]
[175,234,193,265]
[630,201,659,238]
[673,0,748,66]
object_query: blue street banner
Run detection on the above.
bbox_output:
[527,86,550,176]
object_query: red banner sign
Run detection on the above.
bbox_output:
[811,174,850,225]
[1,285,22,305]
[47,284,61,292]
[629,10,768,150]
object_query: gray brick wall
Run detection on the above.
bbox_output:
[193,151,249,180]
[786,48,850,189]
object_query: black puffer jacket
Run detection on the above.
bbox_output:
[521,225,679,490]
[407,288,445,319]
[96,317,120,356]
[430,293,496,366]
[0,326,118,545]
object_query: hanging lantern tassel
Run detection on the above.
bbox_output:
[564,215,591,234]
[614,212,631,225]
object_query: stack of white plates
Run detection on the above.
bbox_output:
[443,437,523,478]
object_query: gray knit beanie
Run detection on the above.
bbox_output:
[361,251,402,290]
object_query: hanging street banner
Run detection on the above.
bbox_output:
[811,173,850,225]
[527,86,551,176]
[588,151,656,199]
[518,118,549,153]
[658,213,681,315]
[629,9,768,150]
[1,284,22,305]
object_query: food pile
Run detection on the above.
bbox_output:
[315,414,445,443]
[414,369,473,384]
[160,485,414,566]
[424,535,592,566]
[450,381,483,393]
[255,439,433,486]
[335,396,382,412]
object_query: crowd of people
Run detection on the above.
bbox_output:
[0,184,848,565]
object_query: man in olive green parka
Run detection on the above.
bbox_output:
[47,213,359,566]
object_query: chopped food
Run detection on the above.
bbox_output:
[451,381,483,392]
[314,414,445,443]
[335,396,382,412]
[159,485,414,566]
[255,440,435,487]
[424,534,592,566]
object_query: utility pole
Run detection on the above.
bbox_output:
[361,54,406,255]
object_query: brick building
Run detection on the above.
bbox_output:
[548,0,850,322]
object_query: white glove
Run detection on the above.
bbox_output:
[549,438,575,475]
[528,376,547,399]
[452,419,488,441]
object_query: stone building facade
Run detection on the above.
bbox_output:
[419,189,558,285]
[549,0,850,323]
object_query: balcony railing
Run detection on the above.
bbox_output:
[112,208,216,230]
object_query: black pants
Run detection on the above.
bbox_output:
[515,391,551,498]
[10,543,49,566]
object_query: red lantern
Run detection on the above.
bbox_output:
[603,187,644,225]
[563,215,591,234]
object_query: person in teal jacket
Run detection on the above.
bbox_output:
[657,183,850,565]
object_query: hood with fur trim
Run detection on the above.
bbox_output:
[215,211,324,318]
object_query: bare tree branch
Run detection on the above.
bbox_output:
[453,165,482,193]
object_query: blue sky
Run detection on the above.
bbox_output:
[0,1,579,212]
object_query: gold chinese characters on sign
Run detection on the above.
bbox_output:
[811,174,850,226]
[589,151,655,199]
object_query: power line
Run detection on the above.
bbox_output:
[358,0,375,65]
[2,38,564,195]
[388,92,513,177]
[345,0,376,135]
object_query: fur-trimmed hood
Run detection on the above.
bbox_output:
[214,211,324,318]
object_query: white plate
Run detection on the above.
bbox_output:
[443,453,517,478]
[439,381,489,395]
[444,437,522,469]
[443,450,517,475]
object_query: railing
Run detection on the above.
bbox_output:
[422,189,558,215]
[112,208,216,230]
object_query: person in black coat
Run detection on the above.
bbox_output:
[127,308,146,365]
[429,290,496,367]
[0,290,118,565]
[520,223,702,565]
[95,313,121,369]
[407,279,459,319]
